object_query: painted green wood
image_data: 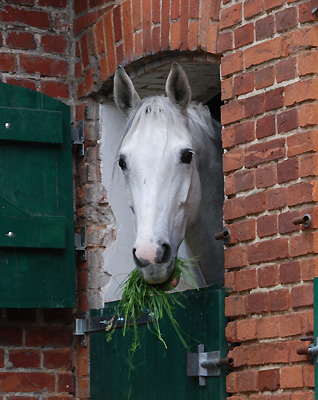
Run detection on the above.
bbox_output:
[90,286,227,400]
[0,107,63,143]
[314,277,318,400]
[0,82,75,308]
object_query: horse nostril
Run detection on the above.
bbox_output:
[132,248,149,268]
[157,243,171,264]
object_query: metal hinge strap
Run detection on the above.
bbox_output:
[71,121,84,156]
[74,227,86,262]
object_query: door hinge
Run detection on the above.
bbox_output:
[187,344,233,386]
[71,121,85,157]
[74,312,152,347]
[74,227,87,262]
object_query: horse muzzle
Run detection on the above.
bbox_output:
[132,243,175,284]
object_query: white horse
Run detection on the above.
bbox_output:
[113,63,224,287]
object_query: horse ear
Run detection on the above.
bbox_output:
[165,63,191,113]
[114,66,141,115]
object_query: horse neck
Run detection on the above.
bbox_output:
[185,112,224,286]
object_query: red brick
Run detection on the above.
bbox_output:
[221,51,243,78]
[1,7,51,29]
[255,14,275,40]
[170,20,180,50]
[301,258,318,281]
[244,0,263,19]
[57,373,74,392]
[245,37,283,68]
[266,187,287,210]
[222,125,235,150]
[245,138,285,167]
[255,66,275,90]
[300,153,318,177]
[247,342,289,365]
[6,31,36,50]
[188,21,199,50]
[257,214,277,237]
[220,3,242,29]
[276,57,297,82]
[284,26,318,56]
[232,346,246,367]
[237,319,257,341]
[287,130,318,157]
[299,52,318,76]
[256,114,276,139]
[104,12,116,76]
[235,269,257,292]
[286,79,318,107]
[290,232,318,257]
[226,372,238,393]
[0,53,16,72]
[299,103,318,127]
[234,72,254,97]
[39,0,67,6]
[43,349,72,369]
[264,0,283,9]
[245,192,266,215]
[224,197,246,221]
[247,292,268,314]
[278,211,299,234]
[234,23,254,48]
[224,174,235,195]
[258,264,279,287]
[217,31,233,53]
[9,350,40,368]
[277,108,298,134]
[237,369,258,392]
[221,100,244,124]
[234,170,255,193]
[243,93,265,118]
[265,87,284,112]
[276,7,298,32]
[6,78,36,91]
[25,327,72,347]
[221,78,234,102]
[287,182,314,206]
[258,368,280,391]
[268,289,290,311]
[20,55,68,77]
[41,34,67,54]
[257,315,279,339]
[223,148,244,172]
[234,120,255,144]
[225,295,247,317]
[225,246,248,269]
[40,81,69,99]
[231,220,256,244]
[248,238,288,264]
[280,366,303,389]
[0,327,23,346]
[0,372,55,392]
[0,349,4,368]
[291,284,313,308]
[256,165,277,189]
[277,158,298,183]
[225,321,237,342]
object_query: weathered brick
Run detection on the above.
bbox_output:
[257,214,277,237]
[299,103,318,127]
[245,192,266,215]
[256,114,276,139]
[255,66,275,89]
[234,23,254,48]
[299,51,318,75]
[20,55,68,77]
[234,120,255,145]
[265,87,284,112]
[225,246,248,269]
[43,349,72,369]
[221,51,243,77]
[300,153,318,177]
[244,0,263,19]
[243,93,265,118]
[275,6,298,32]
[255,14,275,40]
[287,130,318,157]
[237,318,257,341]
[287,182,315,206]
[285,78,318,106]
[220,3,242,29]
[41,34,67,54]
[258,264,279,287]
[246,342,289,365]
[1,6,51,29]
[225,295,247,317]
[257,315,279,339]
[266,187,287,210]
[7,31,36,50]
[234,72,254,96]
[258,368,280,391]
[245,138,285,167]
[247,292,268,314]
[291,284,313,308]
[224,197,246,221]
[9,350,40,368]
[0,372,55,392]
[280,366,303,389]
[223,148,244,172]
[245,37,283,68]
[268,289,290,312]
[290,232,318,257]
[277,158,298,183]
[278,211,299,234]
[248,238,288,264]
[231,219,256,242]
[276,57,297,82]
[256,165,277,189]
[217,31,233,53]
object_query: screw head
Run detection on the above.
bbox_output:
[5,122,12,130]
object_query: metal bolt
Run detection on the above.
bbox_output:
[6,232,15,238]
[5,123,12,130]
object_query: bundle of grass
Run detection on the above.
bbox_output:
[106,258,198,363]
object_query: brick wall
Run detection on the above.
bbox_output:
[220,0,318,398]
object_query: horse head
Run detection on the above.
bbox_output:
[113,63,202,284]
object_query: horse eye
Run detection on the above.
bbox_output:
[181,150,193,164]
[119,156,127,170]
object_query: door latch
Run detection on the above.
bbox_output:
[187,344,233,386]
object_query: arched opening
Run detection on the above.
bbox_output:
[98,54,224,303]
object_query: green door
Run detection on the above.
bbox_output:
[90,286,227,399]
[0,82,75,308]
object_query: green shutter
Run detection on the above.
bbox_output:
[90,286,228,400]
[0,82,75,308]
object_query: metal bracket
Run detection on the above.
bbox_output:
[72,121,85,157]
[74,312,153,347]
[187,344,221,386]
[308,337,318,360]
[74,227,87,262]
